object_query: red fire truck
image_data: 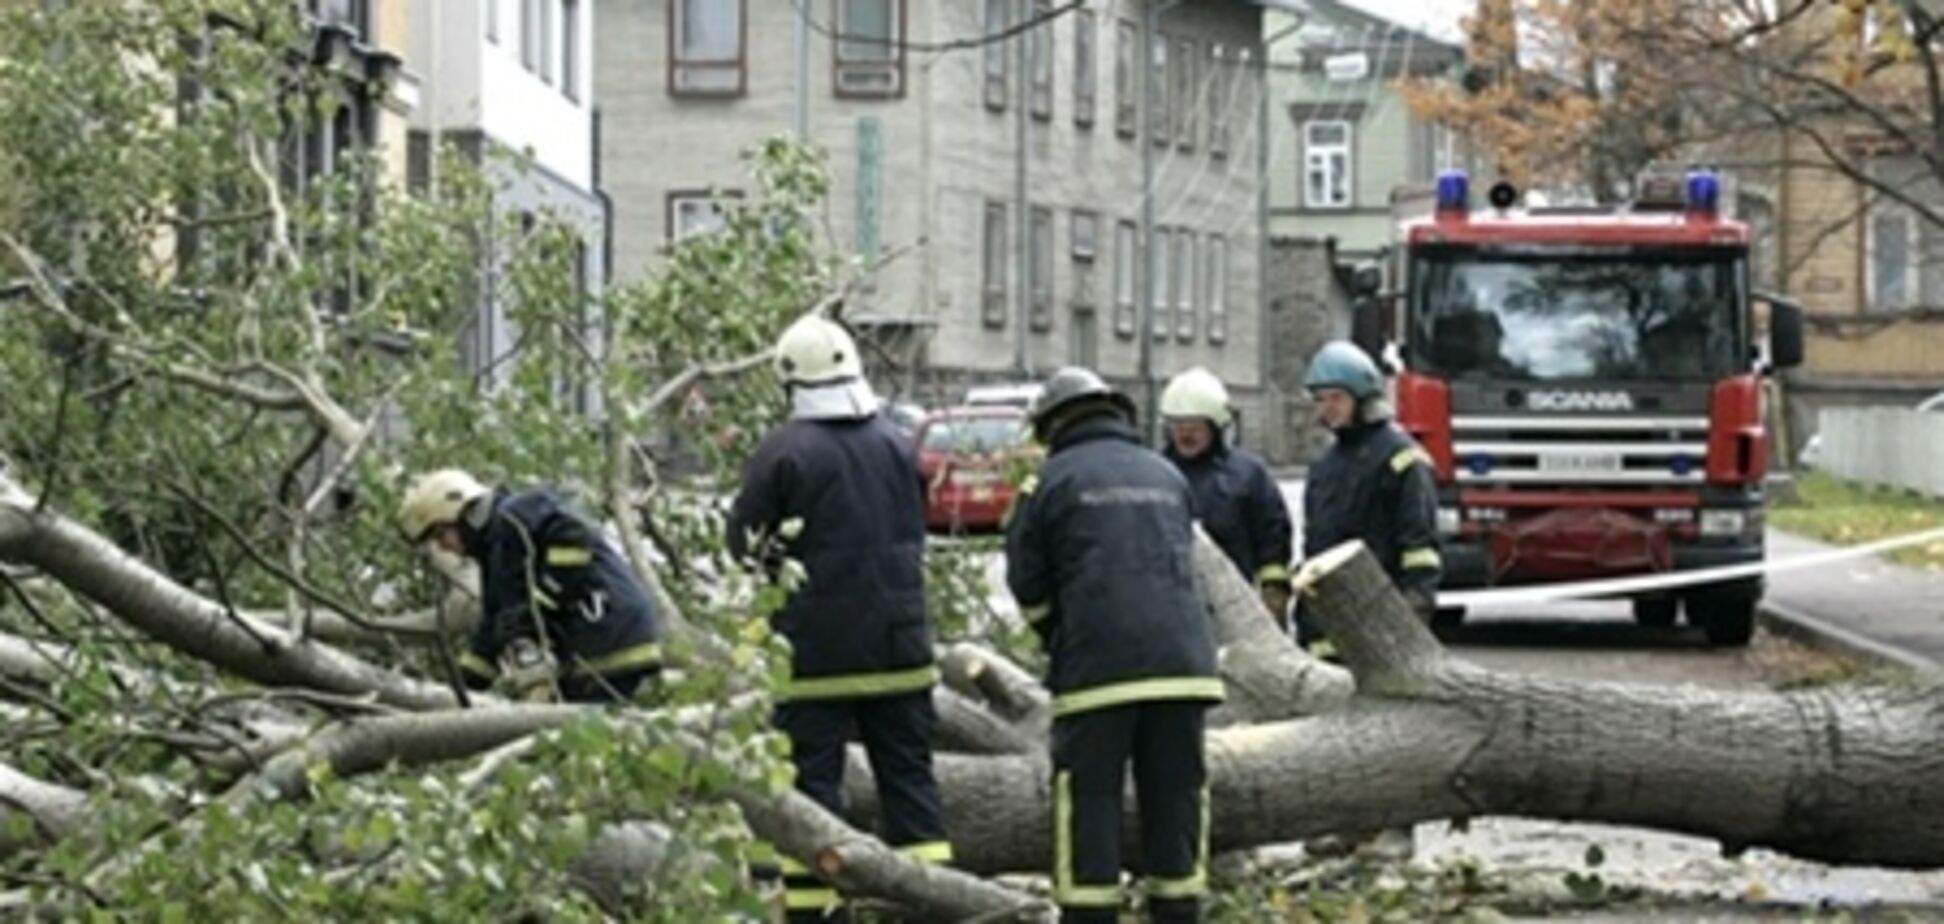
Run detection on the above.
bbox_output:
[1354,170,1805,646]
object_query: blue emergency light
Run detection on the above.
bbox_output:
[1435,170,1469,214]
[1685,170,1720,215]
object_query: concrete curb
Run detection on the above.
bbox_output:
[1758,599,1937,672]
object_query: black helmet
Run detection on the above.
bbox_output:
[1029,367,1136,440]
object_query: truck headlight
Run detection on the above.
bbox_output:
[1699,510,1746,538]
[1437,507,1461,536]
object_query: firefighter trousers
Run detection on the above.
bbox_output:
[1052,699,1210,924]
[773,691,952,922]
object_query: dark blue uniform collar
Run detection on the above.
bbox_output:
[1162,439,1230,467]
[458,489,509,560]
[1050,414,1140,454]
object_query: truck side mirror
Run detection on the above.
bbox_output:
[1762,294,1805,370]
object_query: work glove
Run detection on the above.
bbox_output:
[497,638,558,703]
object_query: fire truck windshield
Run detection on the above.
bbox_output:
[1408,247,1748,382]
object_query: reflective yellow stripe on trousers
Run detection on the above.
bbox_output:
[1146,784,1210,899]
[780,664,939,702]
[1054,770,1121,909]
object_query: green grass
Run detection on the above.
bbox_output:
[1772,472,1944,571]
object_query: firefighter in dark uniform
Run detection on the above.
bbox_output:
[1160,367,1295,629]
[727,315,950,922]
[1297,341,1441,860]
[399,469,663,703]
[1006,367,1225,924]
[1297,340,1443,648]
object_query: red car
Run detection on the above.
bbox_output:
[915,407,1037,534]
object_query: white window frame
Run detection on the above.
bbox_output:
[561,0,580,101]
[1174,36,1196,150]
[1174,230,1196,341]
[1867,202,1920,312]
[1150,227,1172,338]
[1114,219,1137,336]
[1206,234,1228,343]
[1208,44,1228,155]
[983,200,1009,328]
[984,0,1010,110]
[1150,33,1170,147]
[1074,9,1097,128]
[486,0,500,44]
[1114,19,1137,137]
[1030,0,1053,120]
[1303,119,1353,210]
[1071,209,1098,262]
[1030,205,1054,331]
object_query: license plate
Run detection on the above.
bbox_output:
[1538,452,1622,474]
[952,469,999,487]
[971,486,995,503]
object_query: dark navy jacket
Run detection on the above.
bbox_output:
[726,413,936,701]
[1005,415,1224,717]
[1164,442,1293,586]
[459,489,663,695]
[1304,421,1442,602]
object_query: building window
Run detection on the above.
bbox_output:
[539,0,555,84]
[1174,37,1196,149]
[1175,230,1196,341]
[1071,306,1099,368]
[1030,205,1054,331]
[308,0,368,33]
[984,0,1009,111]
[1073,9,1096,128]
[1071,209,1098,262]
[1114,19,1136,138]
[1114,219,1137,337]
[1206,234,1228,344]
[1303,120,1352,209]
[1150,227,1171,338]
[983,200,1009,328]
[1869,207,1919,311]
[836,0,905,98]
[486,0,499,43]
[520,0,539,71]
[561,0,580,101]
[1208,44,1228,156]
[667,190,738,242]
[670,0,745,97]
[1030,0,1053,120]
[1151,33,1170,148]
[1863,155,1944,311]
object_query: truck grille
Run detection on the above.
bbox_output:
[1450,415,1710,485]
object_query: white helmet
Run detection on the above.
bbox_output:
[1160,367,1232,427]
[774,316,863,387]
[399,468,490,542]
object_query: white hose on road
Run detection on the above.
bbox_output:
[1436,526,1944,609]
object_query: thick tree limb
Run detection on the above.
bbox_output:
[0,763,86,861]
[1195,528,1353,721]
[0,474,458,710]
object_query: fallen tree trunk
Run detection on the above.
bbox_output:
[0,763,85,860]
[831,541,1944,874]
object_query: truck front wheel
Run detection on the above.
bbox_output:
[1688,585,1759,647]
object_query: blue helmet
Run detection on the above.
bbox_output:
[1304,341,1384,400]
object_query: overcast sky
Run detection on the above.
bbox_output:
[1329,0,1475,42]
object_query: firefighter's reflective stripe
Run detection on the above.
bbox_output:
[779,664,939,702]
[570,642,662,678]
[1390,446,1433,474]
[1256,563,1292,586]
[1021,602,1053,623]
[1051,676,1225,718]
[1147,784,1211,899]
[458,650,498,679]
[1401,547,1442,570]
[899,840,955,864]
[782,887,840,911]
[545,545,592,567]
[1055,770,1121,909]
[530,586,558,609]
[1306,638,1339,660]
